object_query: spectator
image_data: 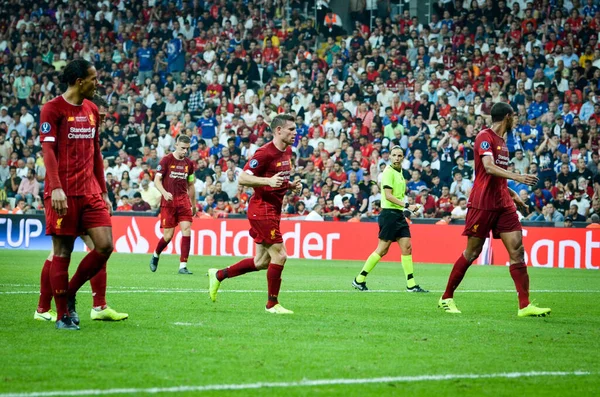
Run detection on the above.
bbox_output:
[139,179,161,210]
[15,168,40,206]
[451,198,468,220]
[131,192,152,212]
[117,196,133,212]
[436,212,452,225]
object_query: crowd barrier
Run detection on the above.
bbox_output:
[1,214,598,269]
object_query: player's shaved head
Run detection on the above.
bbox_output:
[61,59,93,86]
[490,102,514,122]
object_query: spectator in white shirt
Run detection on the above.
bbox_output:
[451,197,468,220]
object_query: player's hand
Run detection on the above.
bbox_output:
[518,174,539,186]
[162,192,173,201]
[268,172,285,188]
[513,196,528,214]
[290,179,302,195]
[51,188,68,217]
[102,193,113,216]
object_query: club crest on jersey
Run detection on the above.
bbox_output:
[89,114,96,126]
[480,141,490,150]
[41,122,51,134]
[250,159,258,169]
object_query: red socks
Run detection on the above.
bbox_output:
[90,262,107,308]
[50,256,70,318]
[155,237,169,256]
[442,254,473,300]
[37,259,53,313]
[180,236,191,263]
[509,263,530,309]
[68,250,110,297]
[266,264,284,309]
[217,258,257,281]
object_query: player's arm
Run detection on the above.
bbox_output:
[188,175,197,215]
[239,170,285,188]
[93,112,111,214]
[481,155,538,186]
[40,104,68,216]
[154,173,173,201]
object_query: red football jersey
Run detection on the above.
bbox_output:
[243,142,292,220]
[468,128,514,211]
[40,96,102,196]
[156,153,195,208]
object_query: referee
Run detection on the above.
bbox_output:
[352,146,428,292]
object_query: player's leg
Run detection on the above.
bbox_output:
[51,235,79,329]
[177,221,193,274]
[150,225,174,272]
[439,236,485,313]
[265,243,293,314]
[500,231,551,317]
[79,232,127,321]
[34,249,56,321]
[398,237,428,293]
[353,239,391,291]
[207,244,267,302]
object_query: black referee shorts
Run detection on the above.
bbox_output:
[378,209,411,241]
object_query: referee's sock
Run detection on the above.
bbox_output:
[356,252,381,283]
[401,255,416,288]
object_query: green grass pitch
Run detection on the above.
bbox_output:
[1,251,599,396]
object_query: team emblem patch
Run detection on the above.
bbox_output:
[480,141,490,150]
[250,159,258,169]
[41,122,51,134]
[89,114,96,126]
[270,229,277,239]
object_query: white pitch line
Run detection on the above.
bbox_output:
[1,289,600,295]
[172,322,203,327]
[0,371,592,397]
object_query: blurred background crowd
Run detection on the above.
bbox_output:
[0,0,599,226]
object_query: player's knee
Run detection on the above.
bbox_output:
[465,249,481,263]
[95,240,114,256]
[511,245,525,262]
[255,258,269,269]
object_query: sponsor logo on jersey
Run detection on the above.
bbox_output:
[67,116,75,122]
[250,159,258,168]
[277,162,281,167]
[75,116,88,122]
[170,165,176,169]
[41,122,51,134]
[68,127,95,139]
[480,141,490,150]
[497,146,502,150]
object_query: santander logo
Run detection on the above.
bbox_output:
[115,217,150,253]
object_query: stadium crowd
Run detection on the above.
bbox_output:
[0,0,599,225]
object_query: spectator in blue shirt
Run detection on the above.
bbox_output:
[209,136,225,158]
[520,116,541,152]
[527,93,548,120]
[136,38,156,85]
[529,186,553,213]
[196,109,219,141]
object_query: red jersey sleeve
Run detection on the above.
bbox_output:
[156,156,170,176]
[243,148,269,177]
[39,101,61,144]
[475,132,494,158]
